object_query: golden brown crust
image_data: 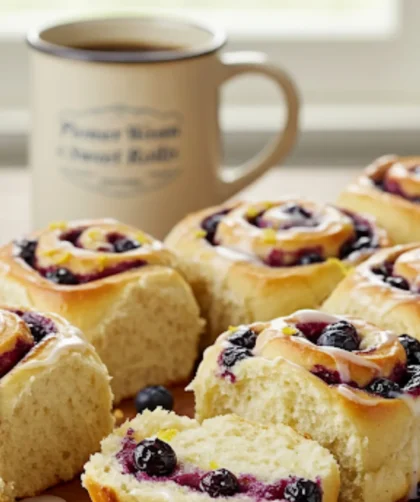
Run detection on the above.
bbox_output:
[0,306,114,500]
[0,219,204,401]
[324,244,420,340]
[165,199,390,345]
[84,479,121,502]
[338,155,420,244]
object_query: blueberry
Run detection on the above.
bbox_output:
[45,267,79,285]
[403,365,420,394]
[299,253,324,266]
[351,236,374,251]
[365,378,400,399]
[199,469,239,498]
[385,275,410,290]
[399,335,420,365]
[21,312,56,343]
[372,262,393,277]
[227,328,257,349]
[201,213,225,244]
[284,478,322,502]
[15,239,37,266]
[317,321,360,351]
[282,203,312,219]
[133,438,177,476]
[134,386,174,414]
[221,346,253,368]
[354,222,371,239]
[114,238,140,253]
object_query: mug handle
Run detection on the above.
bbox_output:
[217,51,300,199]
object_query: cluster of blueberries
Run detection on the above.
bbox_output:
[129,436,321,502]
[217,320,420,400]
[200,204,377,267]
[15,229,142,286]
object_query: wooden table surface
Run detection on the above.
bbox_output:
[3,164,360,501]
[0,165,358,244]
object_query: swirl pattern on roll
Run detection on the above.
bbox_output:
[364,155,420,202]
[216,310,419,399]
[200,198,389,266]
[0,306,76,378]
[12,219,176,285]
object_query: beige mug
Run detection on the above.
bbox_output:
[27,16,299,237]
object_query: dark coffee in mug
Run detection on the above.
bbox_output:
[70,41,181,52]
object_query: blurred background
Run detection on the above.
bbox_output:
[1,0,418,168]
[0,0,419,239]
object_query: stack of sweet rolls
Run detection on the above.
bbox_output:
[165,197,390,346]
[4,154,420,502]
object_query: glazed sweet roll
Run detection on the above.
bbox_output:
[190,310,420,502]
[338,155,420,243]
[0,306,113,500]
[83,409,340,502]
[324,243,420,341]
[165,199,390,346]
[0,219,204,402]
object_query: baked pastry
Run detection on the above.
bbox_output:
[189,309,420,502]
[0,305,113,500]
[338,154,420,244]
[323,243,420,340]
[0,219,204,402]
[165,198,390,346]
[83,408,340,502]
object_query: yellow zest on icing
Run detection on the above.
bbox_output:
[48,221,68,231]
[157,428,179,442]
[53,252,71,265]
[85,228,103,240]
[209,461,220,470]
[245,207,259,218]
[135,231,148,245]
[97,255,107,271]
[228,325,238,332]
[41,248,70,264]
[195,230,207,239]
[327,257,353,275]
[262,228,277,244]
[282,326,298,336]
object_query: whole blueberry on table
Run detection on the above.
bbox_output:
[284,478,322,502]
[200,468,239,498]
[133,438,177,476]
[134,386,174,414]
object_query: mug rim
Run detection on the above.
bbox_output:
[26,15,227,63]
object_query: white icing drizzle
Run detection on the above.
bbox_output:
[336,385,380,406]
[291,310,341,324]
[215,246,259,264]
[21,327,88,372]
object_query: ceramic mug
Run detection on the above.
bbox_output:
[27,16,299,237]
